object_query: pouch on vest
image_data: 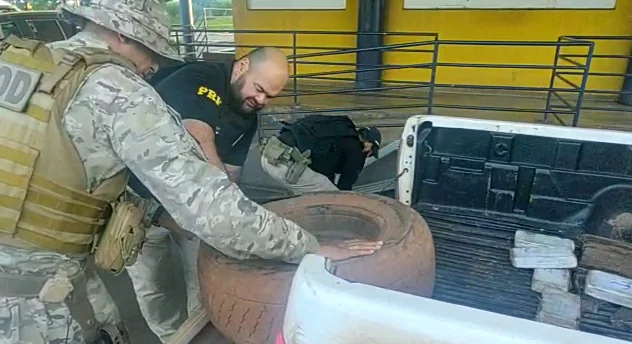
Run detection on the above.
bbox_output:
[92,200,145,275]
[262,136,288,166]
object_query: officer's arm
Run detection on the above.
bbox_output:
[109,89,320,263]
[337,138,367,190]
[184,119,241,183]
[182,119,231,177]
[222,126,257,183]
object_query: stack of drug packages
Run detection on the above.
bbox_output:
[510,230,632,335]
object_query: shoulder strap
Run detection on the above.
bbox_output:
[0,35,134,96]
[40,46,136,95]
[0,34,42,52]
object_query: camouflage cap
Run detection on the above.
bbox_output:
[60,0,183,62]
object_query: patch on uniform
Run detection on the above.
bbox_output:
[0,60,42,112]
[196,86,222,106]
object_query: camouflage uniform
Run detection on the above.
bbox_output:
[0,1,319,343]
[0,248,120,343]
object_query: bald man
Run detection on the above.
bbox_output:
[126,47,289,342]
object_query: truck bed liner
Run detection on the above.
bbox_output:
[415,204,542,320]
[414,203,632,342]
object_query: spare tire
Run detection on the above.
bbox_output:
[197,192,435,344]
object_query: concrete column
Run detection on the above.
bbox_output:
[179,0,196,59]
[617,45,632,106]
[355,0,385,89]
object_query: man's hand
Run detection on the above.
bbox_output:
[316,239,383,261]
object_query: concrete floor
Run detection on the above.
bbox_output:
[95,232,232,343]
[96,88,632,344]
[95,265,163,343]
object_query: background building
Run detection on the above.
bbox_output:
[231,0,632,94]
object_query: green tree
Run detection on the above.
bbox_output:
[165,0,181,25]
[192,0,231,19]
[165,0,232,28]
[25,0,55,10]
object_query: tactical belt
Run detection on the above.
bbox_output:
[0,268,99,342]
[0,270,76,298]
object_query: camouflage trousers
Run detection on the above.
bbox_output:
[125,226,202,343]
[0,245,121,344]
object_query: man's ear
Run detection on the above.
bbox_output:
[233,57,250,78]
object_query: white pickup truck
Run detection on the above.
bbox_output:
[275,115,632,343]
[175,115,632,344]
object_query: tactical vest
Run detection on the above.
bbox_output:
[279,115,359,159]
[0,35,134,256]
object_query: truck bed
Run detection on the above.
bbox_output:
[399,116,632,342]
[416,204,632,341]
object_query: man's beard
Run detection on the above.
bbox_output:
[225,75,259,131]
[228,75,258,115]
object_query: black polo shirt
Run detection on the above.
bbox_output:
[128,61,258,199]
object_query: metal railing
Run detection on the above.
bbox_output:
[170,15,209,58]
[168,28,632,131]
[429,39,594,127]
[546,35,632,126]
[272,31,437,137]
[545,36,595,127]
[169,29,438,136]
[169,10,236,59]
[202,7,233,29]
